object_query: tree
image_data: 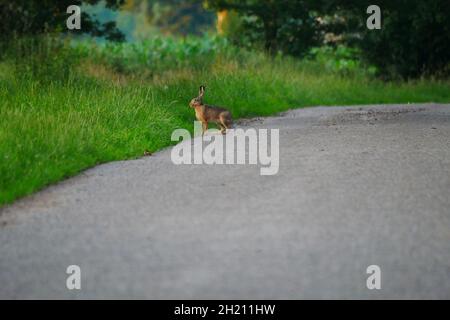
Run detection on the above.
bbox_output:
[324,0,450,78]
[146,0,215,35]
[0,0,125,42]
[205,0,325,56]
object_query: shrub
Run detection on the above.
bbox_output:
[333,0,450,79]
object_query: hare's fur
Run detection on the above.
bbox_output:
[189,85,233,135]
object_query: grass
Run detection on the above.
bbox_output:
[0,36,449,206]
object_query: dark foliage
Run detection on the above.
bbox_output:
[207,0,450,78]
[325,0,450,78]
[0,0,125,42]
[207,0,325,57]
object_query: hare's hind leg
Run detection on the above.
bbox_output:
[219,115,231,134]
[202,121,208,136]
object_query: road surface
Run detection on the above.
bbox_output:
[1,103,450,299]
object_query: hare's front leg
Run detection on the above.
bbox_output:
[202,121,208,136]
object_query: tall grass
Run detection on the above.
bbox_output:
[1,36,449,205]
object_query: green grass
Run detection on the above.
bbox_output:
[1,36,449,206]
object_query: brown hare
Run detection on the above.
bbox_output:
[189,85,233,135]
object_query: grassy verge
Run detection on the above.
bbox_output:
[1,37,449,205]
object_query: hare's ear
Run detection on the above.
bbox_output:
[199,85,206,98]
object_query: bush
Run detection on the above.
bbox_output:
[207,1,323,57]
[334,0,450,79]
[309,45,376,77]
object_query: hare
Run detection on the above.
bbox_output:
[189,85,233,135]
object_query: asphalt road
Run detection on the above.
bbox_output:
[1,103,450,299]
